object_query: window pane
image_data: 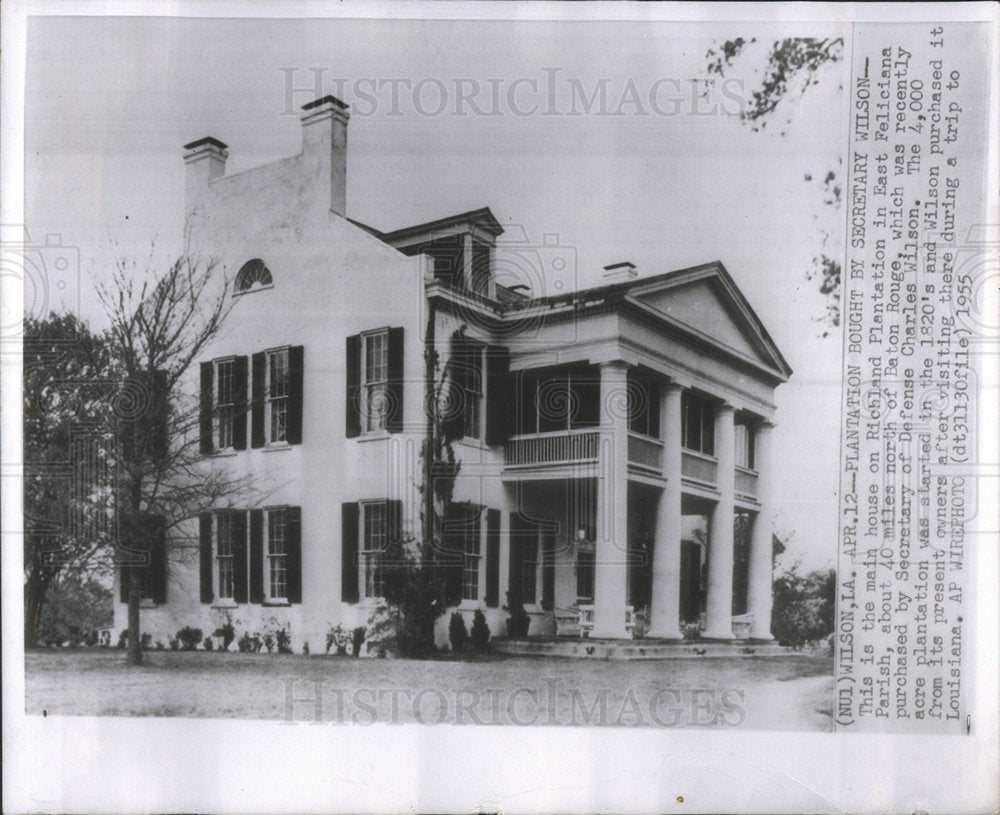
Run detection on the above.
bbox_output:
[461,512,480,601]
[267,350,289,444]
[267,510,287,600]
[217,514,234,599]
[363,503,387,598]
[217,360,235,449]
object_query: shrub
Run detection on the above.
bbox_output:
[237,632,260,653]
[176,626,203,651]
[470,609,491,652]
[377,538,450,658]
[351,627,366,657]
[449,612,468,654]
[365,601,401,658]
[302,641,310,655]
[169,637,180,651]
[630,606,650,639]
[155,640,165,650]
[203,636,214,651]
[771,566,836,648]
[261,631,275,653]
[84,630,99,648]
[140,633,152,651]
[213,617,236,652]
[503,594,530,638]
[116,629,128,649]
[275,625,292,654]
[326,624,350,655]
[681,622,701,641]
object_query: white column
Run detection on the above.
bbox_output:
[747,421,775,641]
[648,383,683,640]
[704,403,736,640]
[591,360,629,639]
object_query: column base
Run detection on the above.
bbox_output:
[748,634,775,643]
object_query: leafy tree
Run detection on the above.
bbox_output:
[770,564,836,648]
[36,575,113,646]
[706,36,844,333]
[23,312,115,647]
[96,250,251,665]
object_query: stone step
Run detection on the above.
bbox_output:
[491,637,791,660]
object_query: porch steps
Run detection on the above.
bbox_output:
[491,637,791,660]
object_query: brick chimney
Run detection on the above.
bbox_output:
[183,137,228,215]
[300,95,350,217]
[603,261,637,282]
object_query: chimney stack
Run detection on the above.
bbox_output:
[183,137,228,215]
[300,95,350,217]
[603,261,637,282]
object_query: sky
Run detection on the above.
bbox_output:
[23,14,849,569]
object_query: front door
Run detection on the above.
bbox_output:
[679,539,703,623]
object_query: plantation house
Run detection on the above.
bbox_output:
[113,96,791,650]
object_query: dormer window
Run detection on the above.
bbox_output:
[235,259,273,293]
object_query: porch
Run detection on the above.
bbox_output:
[490,636,789,661]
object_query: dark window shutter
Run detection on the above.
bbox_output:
[443,507,464,607]
[249,509,264,603]
[387,327,404,434]
[286,506,302,603]
[485,346,511,446]
[341,502,359,603]
[146,515,167,605]
[345,334,361,438]
[541,529,555,611]
[199,512,213,604]
[199,362,213,455]
[485,508,500,608]
[251,352,265,448]
[232,356,248,450]
[232,510,248,603]
[508,513,525,606]
[287,346,304,445]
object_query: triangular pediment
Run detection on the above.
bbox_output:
[628,264,791,379]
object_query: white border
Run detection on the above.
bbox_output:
[2,3,997,814]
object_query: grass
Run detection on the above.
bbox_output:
[25,648,833,730]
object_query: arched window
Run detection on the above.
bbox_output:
[235,259,273,293]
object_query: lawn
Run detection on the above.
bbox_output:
[25,649,833,730]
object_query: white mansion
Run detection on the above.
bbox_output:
[114,96,791,649]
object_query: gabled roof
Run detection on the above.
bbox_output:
[504,260,792,382]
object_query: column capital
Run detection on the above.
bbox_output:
[598,359,630,373]
[716,402,736,416]
[758,418,777,431]
[664,382,685,395]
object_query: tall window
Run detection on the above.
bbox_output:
[518,365,600,435]
[362,502,387,599]
[266,509,288,601]
[627,372,660,438]
[735,421,756,469]
[462,344,484,440]
[460,512,482,601]
[682,392,715,456]
[267,349,289,444]
[216,512,235,600]
[363,330,389,433]
[215,358,236,449]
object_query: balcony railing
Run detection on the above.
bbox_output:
[681,449,718,486]
[504,430,600,467]
[627,432,663,472]
[735,466,759,499]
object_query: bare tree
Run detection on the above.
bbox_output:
[97,248,252,665]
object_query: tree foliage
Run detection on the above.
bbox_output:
[706,36,845,331]
[771,565,836,648]
[23,313,115,646]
